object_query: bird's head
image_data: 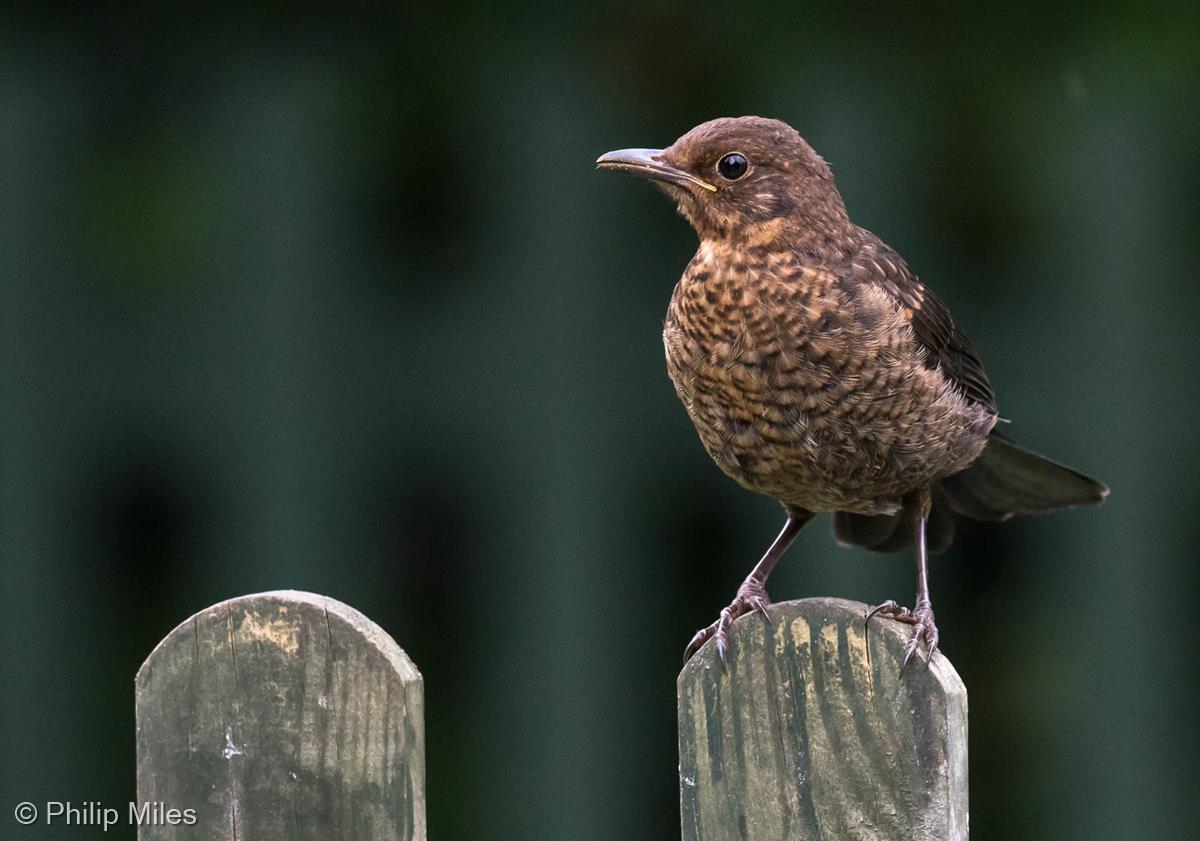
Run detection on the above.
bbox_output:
[597,116,849,245]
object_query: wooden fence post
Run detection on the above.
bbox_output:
[135,590,425,840]
[677,597,968,840]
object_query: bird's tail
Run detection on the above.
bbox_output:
[833,433,1109,552]
[938,432,1109,520]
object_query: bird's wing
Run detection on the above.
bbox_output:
[851,232,998,413]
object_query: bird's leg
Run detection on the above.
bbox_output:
[684,507,814,666]
[866,487,939,668]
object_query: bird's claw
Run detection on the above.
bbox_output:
[683,579,772,667]
[865,599,938,669]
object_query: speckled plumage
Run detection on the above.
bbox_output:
[597,116,1106,664]
[664,234,996,516]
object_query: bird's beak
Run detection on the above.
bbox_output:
[595,148,717,193]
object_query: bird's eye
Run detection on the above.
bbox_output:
[717,153,749,180]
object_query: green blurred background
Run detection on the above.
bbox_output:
[2,2,1198,839]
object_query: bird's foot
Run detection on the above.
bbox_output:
[683,578,772,666]
[866,599,939,669]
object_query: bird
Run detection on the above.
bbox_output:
[596,116,1108,667]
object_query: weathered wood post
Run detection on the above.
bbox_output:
[136,591,425,840]
[677,597,968,840]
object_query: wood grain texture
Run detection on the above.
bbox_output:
[136,591,425,840]
[677,597,967,841]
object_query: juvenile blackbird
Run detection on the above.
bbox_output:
[597,116,1107,666]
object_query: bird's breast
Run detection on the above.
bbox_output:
[662,248,991,513]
